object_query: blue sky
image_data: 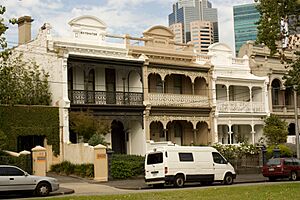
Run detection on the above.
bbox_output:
[1,0,254,53]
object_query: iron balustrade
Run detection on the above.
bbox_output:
[68,90,143,105]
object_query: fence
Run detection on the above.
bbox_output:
[0,154,32,174]
[228,154,261,174]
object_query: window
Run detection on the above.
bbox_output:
[179,153,194,162]
[212,152,227,164]
[284,159,293,166]
[0,167,25,176]
[173,75,182,94]
[147,152,163,165]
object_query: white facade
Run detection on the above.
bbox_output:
[202,43,269,144]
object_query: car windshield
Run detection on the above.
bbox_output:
[147,152,163,165]
[266,158,281,166]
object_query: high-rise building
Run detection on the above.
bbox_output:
[190,20,214,53]
[168,0,219,50]
[233,3,260,55]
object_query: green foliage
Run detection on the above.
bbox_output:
[263,115,288,145]
[255,0,300,55]
[0,129,8,150]
[283,56,300,90]
[69,111,109,142]
[0,53,51,105]
[266,144,293,158]
[111,154,145,179]
[0,105,60,154]
[88,133,107,146]
[50,161,94,178]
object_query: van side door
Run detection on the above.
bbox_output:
[212,152,228,181]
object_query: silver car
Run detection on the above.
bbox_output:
[0,165,59,196]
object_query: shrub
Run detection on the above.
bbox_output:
[111,154,144,179]
[266,144,293,159]
[88,133,107,146]
[50,161,94,178]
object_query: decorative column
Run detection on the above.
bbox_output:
[251,131,256,145]
[192,82,195,95]
[163,129,168,141]
[193,129,198,145]
[228,131,233,144]
[249,86,253,112]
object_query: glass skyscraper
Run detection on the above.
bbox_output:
[233,3,260,55]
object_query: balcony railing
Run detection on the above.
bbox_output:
[216,100,265,113]
[272,105,300,113]
[69,90,143,106]
[149,93,209,107]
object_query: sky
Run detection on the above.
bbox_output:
[1,0,254,53]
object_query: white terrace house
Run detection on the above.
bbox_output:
[14,15,147,160]
[198,43,270,144]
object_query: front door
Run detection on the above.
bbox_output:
[111,120,126,154]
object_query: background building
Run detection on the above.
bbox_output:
[233,3,259,55]
[190,20,214,53]
[169,0,218,52]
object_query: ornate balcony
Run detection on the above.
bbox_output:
[69,90,143,106]
[216,100,265,113]
[149,93,209,107]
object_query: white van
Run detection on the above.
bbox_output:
[145,144,236,187]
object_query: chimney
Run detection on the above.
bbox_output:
[17,16,33,45]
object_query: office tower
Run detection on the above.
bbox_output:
[190,20,214,53]
[169,0,219,50]
[233,3,259,55]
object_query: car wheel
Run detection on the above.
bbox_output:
[35,182,51,196]
[223,173,233,185]
[174,175,185,187]
[290,171,297,181]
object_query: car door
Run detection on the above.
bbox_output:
[0,167,10,191]
[6,166,35,191]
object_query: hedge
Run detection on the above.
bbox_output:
[0,105,60,155]
[111,154,145,179]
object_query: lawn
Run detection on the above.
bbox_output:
[45,183,300,200]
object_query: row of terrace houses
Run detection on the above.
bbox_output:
[12,15,299,161]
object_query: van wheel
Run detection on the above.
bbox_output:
[223,173,233,185]
[174,175,185,187]
[290,171,297,181]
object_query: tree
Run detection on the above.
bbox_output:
[255,0,300,55]
[263,115,288,145]
[0,5,17,60]
[69,111,110,144]
[0,53,51,105]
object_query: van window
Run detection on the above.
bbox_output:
[179,153,194,162]
[147,152,163,165]
[212,152,227,164]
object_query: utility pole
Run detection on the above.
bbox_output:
[294,85,300,159]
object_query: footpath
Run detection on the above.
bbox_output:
[48,172,269,196]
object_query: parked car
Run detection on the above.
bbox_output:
[262,158,300,181]
[0,165,59,196]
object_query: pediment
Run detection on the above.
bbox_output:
[69,15,107,30]
[208,43,232,53]
[143,25,174,38]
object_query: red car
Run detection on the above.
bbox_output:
[262,158,300,181]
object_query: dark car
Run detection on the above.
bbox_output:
[262,158,300,181]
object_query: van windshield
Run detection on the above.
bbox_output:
[147,152,163,165]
